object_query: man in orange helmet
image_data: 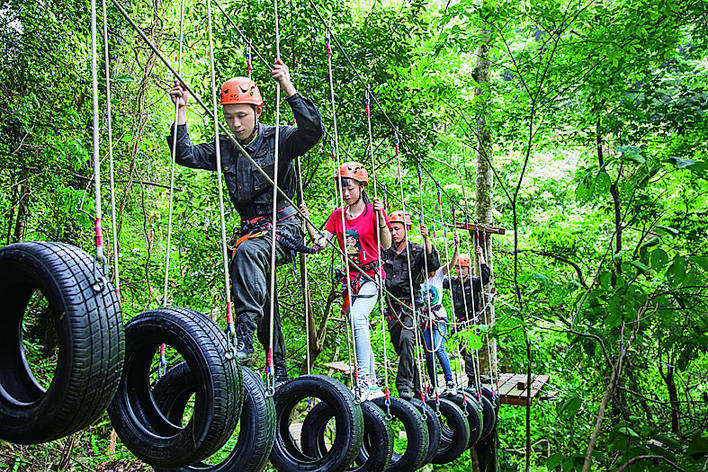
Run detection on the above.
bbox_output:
[443,246,490,389]
[381,211,440,400]
[168,60,324,385]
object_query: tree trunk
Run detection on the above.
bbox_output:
[14,181,28,242]
[662,364,681,434]
[472,9,498,472]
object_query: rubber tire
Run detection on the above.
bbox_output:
[0,241,124,444]
[151,363,276,472]
[108,307,242,468]
[478,393,496,441]
[444,392,483,448]
[425,398,470,464]
[371,397,428,472]
[300,400,393,472]
[481,386,501,415]
[270,375,364,472]
[409,398,441,467]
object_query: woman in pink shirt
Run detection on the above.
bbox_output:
[300,161,391,399]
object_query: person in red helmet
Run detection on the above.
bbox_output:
[443,245,490,389]
[167,60,324,387]
[381,210,440,400]
[299,161,391,399]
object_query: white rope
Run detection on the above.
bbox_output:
[205,0,235,347]
[101,0,119,299]
[266,0,282,395]
[296,156,311,375]
[162,0,185,307]
[366,89,391,414]
[326,31,361,400]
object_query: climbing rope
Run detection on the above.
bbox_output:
[204,0,236,358]
[101,0,120,301]
[365,89,392,418]
[162,0,185,309]
[296,155,312,375]
[325,31,362,401]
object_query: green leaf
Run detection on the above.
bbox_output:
[557,392,582,419]
[668,157,696,168]
[650,249,669,269]
[547,453,563,470]
[617,426,639,437]
[655,225,679,236]
[630,260,649,272]
[616,145,645,164]
[595,171,611,195]
[668,256,687,285]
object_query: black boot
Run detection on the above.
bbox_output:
[235,317,255,365]
[274,357,290,389]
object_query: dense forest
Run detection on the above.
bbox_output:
[0,0,706,470]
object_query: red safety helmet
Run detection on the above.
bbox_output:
[457,254,471,268]
[220,77,263,114]
[389,210,412,228]
[335,161,369,186]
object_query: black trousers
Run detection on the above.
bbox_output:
[386,311,421,394]
[230,217,303,361]
[462,347,479,388]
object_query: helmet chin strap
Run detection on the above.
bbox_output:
[240,121,259,145]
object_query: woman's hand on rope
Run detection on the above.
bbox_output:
[272,59,297,97]
[169,79,189,125]
[373,198,392,250]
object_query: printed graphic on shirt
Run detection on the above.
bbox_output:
[344,229,365,261]
[422,285,441,306]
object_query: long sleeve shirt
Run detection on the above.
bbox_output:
[443,264,491,324]
[167,93,324,220]
[381,241,441,300]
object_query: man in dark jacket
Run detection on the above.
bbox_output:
[443,246,491,389]
[381,210,440,399]
[168,60,324,385]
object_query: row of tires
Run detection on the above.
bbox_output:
[0,241,498,471]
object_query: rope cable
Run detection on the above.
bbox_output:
[204,0,235,356]
[265,0,283,396]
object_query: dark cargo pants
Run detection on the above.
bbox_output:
[230,217,303,361]
[387,312,422,395]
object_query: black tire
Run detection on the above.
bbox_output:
[300,400,393,472]
[371,396,428,472]
[0,241,124,444]
[108,307,242,468]
[409,398,441,467]
[425,398,470,464]
[444,392,483,448]
[481,386,501,414]
[478,393,496,441]
[270,375,364,472]
[151,364,275,472]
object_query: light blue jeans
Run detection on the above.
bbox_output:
[347,279,379,382]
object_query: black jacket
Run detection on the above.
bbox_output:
[168,93,324,220]
[381,242,440,300]
[443,264,491,323]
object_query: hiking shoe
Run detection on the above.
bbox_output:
[398,386,412,400]
[445,381,457,396]
[354,377,370,400]
[235,321,254,365]
[368,385,386,399]
[274,358,290,390]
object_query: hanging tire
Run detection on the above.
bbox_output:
[371,396,428,472]
[425,398,470,464]
[0,241,124,444]
[300,399,393,472]
[444,392,483,448]
[107,307,242,469]
[409,398,441,467]
[151,363,275,472]
[478,393,496,441]
[270,375,364,472]
[481,385,501,414]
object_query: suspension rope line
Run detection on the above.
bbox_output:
[296,155,312,375]
[90,0,107,293]
[205,0,235,351]
[101,0,119,299]
[265,0,283,396]
[366,89,391,416]
[326,31,362,401]
[162,0,185,307]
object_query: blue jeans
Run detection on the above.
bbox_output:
[422,322,453,387]
[347,279,379,381]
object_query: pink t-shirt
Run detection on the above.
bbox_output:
[324,203,389,277]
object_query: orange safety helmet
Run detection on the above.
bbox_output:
[389,210,412,228]
[457,254,471,268]
[335,161,369,186]
[220,77,263,114]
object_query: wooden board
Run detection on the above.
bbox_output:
[324,361,353,376]
[497,373,551,406]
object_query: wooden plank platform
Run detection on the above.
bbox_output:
[454,222,506,235]
[324,361,353,376]
[497,373,552,406]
